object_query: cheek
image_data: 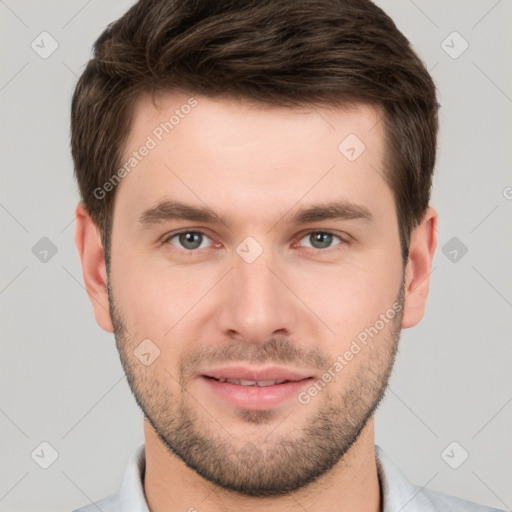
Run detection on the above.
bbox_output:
[293,251,402,340]
[110,250,165,340]
[110,247,215,343]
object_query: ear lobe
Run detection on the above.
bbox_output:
[74,202,114,333]
[401,206,438,329]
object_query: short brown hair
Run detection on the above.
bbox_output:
[71,0,438,270]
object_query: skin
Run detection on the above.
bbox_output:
[75,92,437,512]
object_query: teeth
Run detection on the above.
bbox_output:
[229,379,257,386]
[219,378,286,386]
[256,380,283,387]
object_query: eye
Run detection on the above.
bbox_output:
[297,230,346,250]
[164,230,213,251]
[162,229,347,253]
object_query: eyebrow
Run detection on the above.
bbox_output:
[136,199,373,229]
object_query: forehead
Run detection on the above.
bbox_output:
[125,92,383,154]
[114,92,391,231]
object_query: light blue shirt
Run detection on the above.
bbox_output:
[72,444,505,512]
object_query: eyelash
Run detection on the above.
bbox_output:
[161,229,348,254]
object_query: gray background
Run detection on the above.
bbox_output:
[0,1,511,511]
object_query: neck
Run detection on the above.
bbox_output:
[143,418,381,512]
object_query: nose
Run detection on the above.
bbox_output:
[216,242,297,344]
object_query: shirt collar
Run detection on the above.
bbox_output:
[119,443,149,512]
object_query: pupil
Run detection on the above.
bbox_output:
[312,232,332,249]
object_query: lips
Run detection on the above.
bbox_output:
[197,365,316,409]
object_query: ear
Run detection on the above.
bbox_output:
[401,206,438,329]
[74,202,114,333]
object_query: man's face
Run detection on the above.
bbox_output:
[106,94,406,496]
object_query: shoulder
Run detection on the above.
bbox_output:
[374,445,506,512]
[70,443,147,512]
[419,486,506,512]
[71,490,120,512]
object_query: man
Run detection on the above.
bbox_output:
[70,0,504,511]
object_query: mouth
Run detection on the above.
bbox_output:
[200,364,315,383]
[198,367,315,410]
[203,376,296,386]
